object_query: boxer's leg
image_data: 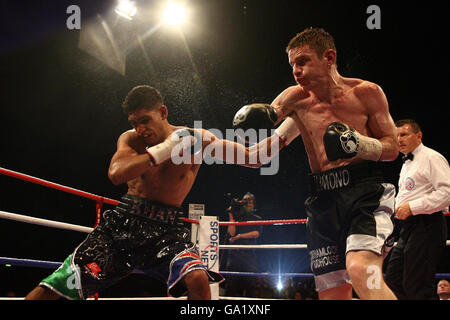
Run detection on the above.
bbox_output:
[183,269,211,300]
[345,182,397,300]
[318,283,353,300]
[346,250,396,299]
[166,245,224,299]
[25,285,60,300]
[305,193,351,298]
[27,254,82,300]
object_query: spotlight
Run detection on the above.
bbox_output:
[115,0,137,20]
[276,280,283,291]
[163,1,186,26]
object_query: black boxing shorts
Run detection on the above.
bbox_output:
[40,194,223,299]
[305,161,394,292]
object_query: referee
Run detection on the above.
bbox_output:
[385,119,450,299]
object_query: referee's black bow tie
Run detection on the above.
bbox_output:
[402,153,414,162]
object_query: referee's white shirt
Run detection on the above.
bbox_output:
[396,143,450,215]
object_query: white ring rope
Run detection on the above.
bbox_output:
[1,208,450,301]
[2,167,449,302]
[0,210,92,233]
[1,209,449,246]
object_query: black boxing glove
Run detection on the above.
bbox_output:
[323,122,382,162]
[232,103,278,132]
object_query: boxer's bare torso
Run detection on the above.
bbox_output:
[107,105,203,208]
[115,130,200,207]
[107,104,259,207]
[272,45,397,173]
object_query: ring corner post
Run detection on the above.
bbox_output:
[198,215,220,300]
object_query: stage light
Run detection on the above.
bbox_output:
[163,2,186,26]
[115,0,137,20]
[276,279,283,291]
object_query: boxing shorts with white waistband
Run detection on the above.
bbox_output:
[39,194,224,299]
[305,161,394,292]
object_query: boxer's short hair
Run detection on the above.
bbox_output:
[286,27,336,60]
[122,85,163,114]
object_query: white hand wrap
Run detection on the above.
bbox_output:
[201,118,300,166]
[146,129,196,166]
[355,132,383,161]
[246,117,300,165]
[274,117,300,147]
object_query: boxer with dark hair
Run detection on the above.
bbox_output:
[25,85,224,300]
[24,83,296,300]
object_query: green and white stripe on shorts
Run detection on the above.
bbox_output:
[39,254,82,300]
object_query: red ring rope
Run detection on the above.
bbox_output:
[219,219,307,226]
[1,166,447,227]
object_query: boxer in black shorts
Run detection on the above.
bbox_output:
[25,85,289,300]
[25,85,257,300]
[231,28,399,299]
[306,161,395,292]
[36,194,222,300]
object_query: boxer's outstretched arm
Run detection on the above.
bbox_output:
[203,117,299,167]
[270,85,309,125]
[200,129,265,168]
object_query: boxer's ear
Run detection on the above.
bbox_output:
[159,105,168,120]
[323,49,336,68]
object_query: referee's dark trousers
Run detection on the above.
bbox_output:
[385,212,448,300]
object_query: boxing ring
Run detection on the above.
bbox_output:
[1,166,449,300]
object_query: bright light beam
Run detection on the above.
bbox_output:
[163,2,186,26]
[115,0,137,20]
[277,279,283,291]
